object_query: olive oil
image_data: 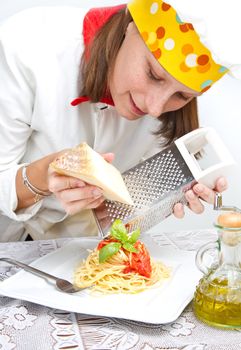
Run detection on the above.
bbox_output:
[193,277,241,328]
[194,213,241,329]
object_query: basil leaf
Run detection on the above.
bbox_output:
[99,242,121,263]
[123,242,138,253]
[110,219,128,242]
[128,228,140,244]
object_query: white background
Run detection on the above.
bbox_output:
[1,0,241,234]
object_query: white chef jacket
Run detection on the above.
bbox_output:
[0,6,161,241]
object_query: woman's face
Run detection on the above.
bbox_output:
[109,22,201,120]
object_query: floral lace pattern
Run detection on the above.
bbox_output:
[1,233,241,350]
[2,305,37,330]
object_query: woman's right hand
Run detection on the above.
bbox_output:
[48,152,114,215]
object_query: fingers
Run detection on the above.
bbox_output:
[48,171,105,215]
[173,203,185,218]
[61,195,105,216]
[47,150,115,217]
[48,172,85,192]
[192,177,228,205]
[173,191,205,218]
[55,186,102,202]
[173,177,228,219]
[54,187,105,215]
[214,177,228,192]
[185,190,205,214]
[173,191,204,219]
[102,152,115,163]
[192,184,214,204]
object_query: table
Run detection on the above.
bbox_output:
[0,229,241,350]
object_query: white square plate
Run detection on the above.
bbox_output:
[0,236,202,324]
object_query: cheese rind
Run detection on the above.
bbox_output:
[50,143,133,205]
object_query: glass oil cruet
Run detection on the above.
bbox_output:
[193,193,241,329]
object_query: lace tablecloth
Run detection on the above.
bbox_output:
[0,230,241,350]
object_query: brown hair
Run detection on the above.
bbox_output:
[157,98,198,147]
[80,7,199,146]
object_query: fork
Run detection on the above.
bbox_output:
[0,257,88,294]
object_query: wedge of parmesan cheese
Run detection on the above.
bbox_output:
[50,142,133,205]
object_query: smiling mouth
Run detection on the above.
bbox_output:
[129,95,146,116]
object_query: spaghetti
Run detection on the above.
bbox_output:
[74,243,170,294]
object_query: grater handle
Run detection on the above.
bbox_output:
[174,127,236,188]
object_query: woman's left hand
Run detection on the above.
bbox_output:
[173,176,228,218]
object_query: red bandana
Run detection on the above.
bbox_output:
[71,4,126,107]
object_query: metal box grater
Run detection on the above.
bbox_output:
[93,127,235,237]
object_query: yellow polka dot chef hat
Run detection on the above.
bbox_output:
[127,0,228,92]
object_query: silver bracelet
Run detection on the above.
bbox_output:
[22,166,51,202]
